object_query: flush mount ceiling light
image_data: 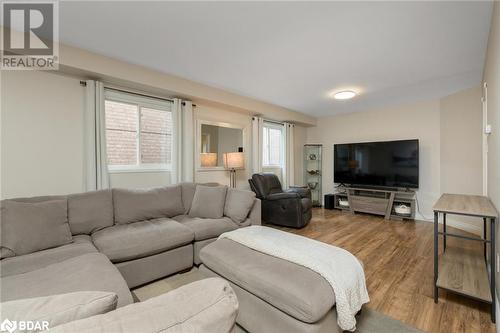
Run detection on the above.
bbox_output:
[332,90,357,100]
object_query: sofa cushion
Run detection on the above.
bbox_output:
[0,247,15,259]
[113,185,185,224]
[48,278,238,333]
[189,185,227,219]
[0,235,97,277]
[0,291,118,332]
[173,215,238,241]
[0,253,133,308]
[0,199,72,257]
[224,188,256,224]
[92,218,194,263]
[68,189,113,234]
[180,182,197,213]
[199,238,335,324]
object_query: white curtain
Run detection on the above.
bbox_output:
[84,80,109,191]
[171,99,194,183]
[252,116,264,174]
[283,122,295,189]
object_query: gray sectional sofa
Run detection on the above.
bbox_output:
[0,183,260,310]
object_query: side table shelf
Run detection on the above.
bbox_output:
[433,193,498,323]
[436,247,491,303]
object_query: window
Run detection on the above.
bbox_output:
[104,90,173,171]
[262,122,284,167]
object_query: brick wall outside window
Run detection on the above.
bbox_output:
[104,98,173,169]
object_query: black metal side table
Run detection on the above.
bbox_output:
[433,193,498,323]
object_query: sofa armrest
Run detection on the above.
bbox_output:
[248,199,261,225]
[48,278,238,333]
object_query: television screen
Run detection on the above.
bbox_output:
[334,139,419,189]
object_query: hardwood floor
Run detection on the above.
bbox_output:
[276,208,496,333]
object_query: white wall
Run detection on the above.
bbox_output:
[440,86,484,232]
[307,99,441,222]
[482,1,500,302]
[306,86,484,233]
[1,71,86,198]
[1,70,309,198]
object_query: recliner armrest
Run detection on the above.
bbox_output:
[266,192,300,201]
[285,187,311,199]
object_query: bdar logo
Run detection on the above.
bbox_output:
[0,319,17,333]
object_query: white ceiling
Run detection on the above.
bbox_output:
[58,1,493,117]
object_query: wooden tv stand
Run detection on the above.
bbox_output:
[332,186,416,220]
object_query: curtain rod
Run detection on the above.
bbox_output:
[253,117,294,126]
[80,81,196,107]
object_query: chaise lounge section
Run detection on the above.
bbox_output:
[200,238,340,333]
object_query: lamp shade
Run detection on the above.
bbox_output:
[223,152,245,170]
[200,153,217,167]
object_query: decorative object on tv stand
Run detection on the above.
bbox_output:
[200,153,217,167]
[223,152,245,188]
[304,144,322,207]
[338,198,349,208]
[394,204,411,216]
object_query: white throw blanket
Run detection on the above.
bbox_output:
[219,226,369,331]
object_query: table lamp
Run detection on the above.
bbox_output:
[223,152,245,188]
[200,153,217,167]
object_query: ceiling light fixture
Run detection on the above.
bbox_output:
[332,90,357,100]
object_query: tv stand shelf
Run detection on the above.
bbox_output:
[332,186,415,220]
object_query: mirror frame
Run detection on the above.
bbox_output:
[195,119,246,171]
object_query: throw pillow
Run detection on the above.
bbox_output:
[224,188,256,224]
[0,199,72,256]
[189,185,227,219]
[47,278,237,333]
[0,291,118,333]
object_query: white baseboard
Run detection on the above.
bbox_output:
[414,216,482,236]
[446,220,482,236]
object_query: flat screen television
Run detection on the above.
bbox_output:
[334,139,419,189]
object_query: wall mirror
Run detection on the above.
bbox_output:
[197,120,245,170]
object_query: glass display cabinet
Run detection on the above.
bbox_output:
[304,144,322,207]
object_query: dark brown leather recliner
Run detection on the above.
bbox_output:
[248,173,312,228]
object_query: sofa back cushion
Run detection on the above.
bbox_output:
[224,188,256,224]
[113,185,184,224]
[68,189,114,235]
[180,182,197,214]
[0,198,72,257]
[189,185,227,219]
